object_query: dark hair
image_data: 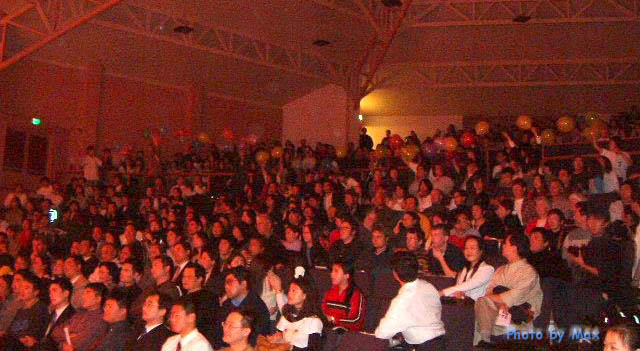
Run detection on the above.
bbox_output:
[332,258,354,278]
[530,227,553,244]
[371,224,388,238]
[226,267,251,287]
[106,288,131,311]
[498,199,514,212]
[172,296,198,318]
[50,277,73,298]
[153,255,175,278]
[283,274,323,324]
[122,258,144,275]
[98,261,120,283]
[406,227,425,243]
[391,252,419,283]
[584,201,610,222]
[146,290,174,317]
[20,271,43,296]
[183,262,206,280]
[85,282,107,304]
[432,223,450,236]
[547,209,566,223]
[462,236,486,280]
[173,240,192,253]
[506,234,530,258]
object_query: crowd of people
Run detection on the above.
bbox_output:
[0,118,639,351]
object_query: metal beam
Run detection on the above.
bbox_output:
[0,0,123,71]
[406,0,639,28]
[89,3,347,82]
[376,57,640,88]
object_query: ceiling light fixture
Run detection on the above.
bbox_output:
[513,14,531,23]
[382,0,403,7]
[312,39,331,47]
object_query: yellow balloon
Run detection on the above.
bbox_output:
[336,146,348,158]
[541,129,556,144]
[475,121,490,136]
[271,146,283,158]
[584,111,600,125]
[556,116,575,133]
[256,151,270,164]
[401,144,419,160]
[444,137,458,151]
[516,115,532,130]
[197,132,212,144]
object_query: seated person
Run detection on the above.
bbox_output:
[425,225,466,278]
[161,297,213,351]
[473,234,542,348]
[375,252,445,351]
[267,268,323,351]
[53,283,109,351]
[440,236,495,301]
[355,224,392,272]
[134,292,174,351]
[219,309,255,351]
[321,259,365,331]
[93,290,135,351]
[3,271,49,351]
[214,267,271,349]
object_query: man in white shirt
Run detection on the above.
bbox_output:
[375,252,446,351]
[594,136,632,181]
[82,146,102,183]
[162,297,213,351]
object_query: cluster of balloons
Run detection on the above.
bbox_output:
[400,144,420,160]
[336,146,348,159]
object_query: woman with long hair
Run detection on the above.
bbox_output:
[267,268,324,351]
[440,236,494,300]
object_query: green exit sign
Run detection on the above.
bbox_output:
[32,118,41,125]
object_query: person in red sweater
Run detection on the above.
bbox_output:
[321,259,365,331]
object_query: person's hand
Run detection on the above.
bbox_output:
[19,335,37,347]
[453,291,466,299]
[219,294,228,305]
[267,272,283,293]
[62,342,75,351]
[267,332,284,343]
[433,248,445,261]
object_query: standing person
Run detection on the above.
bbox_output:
[358,128,374,151]
[375,252,446,351]
[82,146,103,185]
[593,136,633,182]
[133,292,174,351]
[161,297,213,351]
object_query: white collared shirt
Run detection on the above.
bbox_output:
[161,328,212,351]
[375,279,445,344]
[441,262,495,300]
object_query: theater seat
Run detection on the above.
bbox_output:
[337,331,389,351]
[310,266,332,295]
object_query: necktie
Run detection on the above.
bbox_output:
[44,311,57,337]
[176,339,182,351]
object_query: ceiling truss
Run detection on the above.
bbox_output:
[406,0,638,27]
[376,57,640,88]
[0,0,123,71]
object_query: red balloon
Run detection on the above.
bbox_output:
[223,128,235,140]
[461,132,475,148]
[390,134,404,150]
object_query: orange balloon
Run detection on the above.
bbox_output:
[556,116,575,133]
[255,151,270,164]
[475,121,490,136]
[541,129,556,144]
[461,132,475,147]
[336,146,348,158]
[271,146,283,158]
[401,145,419,160]
[444,137,458,151]
[197,132,212,144]
[516,115,532,130]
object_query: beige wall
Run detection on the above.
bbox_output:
[0,59,282,188]
[282,84,359,147]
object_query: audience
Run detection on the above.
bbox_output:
[0,121,638,351]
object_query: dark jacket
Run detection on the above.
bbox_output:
[214,291,271,349]
[94,321,135,351]
[129,324,173,351]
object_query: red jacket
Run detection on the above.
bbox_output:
[322,283,366,331]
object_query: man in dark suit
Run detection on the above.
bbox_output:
[182,262,217,343]
[131,292,174,351]
[94,290,135,351]
[213,267,270,349]
[38,278,76,351]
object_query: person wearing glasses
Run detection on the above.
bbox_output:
[220,309,255,351]
[161,297,212,351]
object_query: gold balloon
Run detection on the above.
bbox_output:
[444,137,458,151]
[541,129,556,144]
[516,115,532,130]
[197,132,212,144]
[556,116,575,133]
[271,146,283,158]
[336,146,347,158]
[401,144,419,160]
[584,111,600,125]
[256,151,270,164]
[475,121,490,136]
